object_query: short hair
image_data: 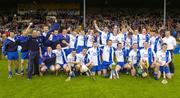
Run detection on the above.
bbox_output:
[162,43,167,46]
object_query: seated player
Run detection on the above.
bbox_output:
[115,43,131,78]
[52,44,68,75]
[40,47,56,76]
[156,43,172,79]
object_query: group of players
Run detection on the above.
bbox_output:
[2,18,176,81]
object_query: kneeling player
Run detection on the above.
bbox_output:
[115,43,131,78]
[40,47,56,76]
[53,44,68,75]
[76,48,92,76]
[127,43,141,76]
[66,49,78,81]
[139,42,157,78]
[156,43,172,79]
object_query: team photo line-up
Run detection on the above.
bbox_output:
[2,18,177,82]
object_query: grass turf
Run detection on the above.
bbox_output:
[0,55,180,98]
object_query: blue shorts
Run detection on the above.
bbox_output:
[21,51,29,60]
[159,66,170,74]
[7,52,18,60]
[76,46,84,53]
[117,62,126,67]
[101,61,112,69]
[91,65,101,72]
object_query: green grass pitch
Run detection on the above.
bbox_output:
[0,55,179,98]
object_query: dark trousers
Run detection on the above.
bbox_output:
[28,51,39,78]
[169,50,174,74]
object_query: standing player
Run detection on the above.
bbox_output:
[17,24,32,75]
[101,40,115,77]
[86,29,94,49]
[94,20,111,46]
[2,32,19,78]
[132,29,140,49]
[162,31,176,76]
[74,30,86,53]
[156,43,172,79]
[87,41,102,78]
[149,30,162,53]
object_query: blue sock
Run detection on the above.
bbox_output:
[9,70,12,76]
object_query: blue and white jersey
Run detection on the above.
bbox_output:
[110,34,118,48]
[100,32,111,45]
[69,34,76,48]
[86,34,94,48]
[115,49,126,62]
[87,47,101,66]
[67,53,77,67]
[116,33,124,45]
[125,37,132,50]
[75,34,85,47]
[102,46,115,63]
[139,34,149,48]
[76,53,88,66]
[156,50,171,66]
[149,36,161,53]
[128,49,140,65]
[132,34,140,47]
[140,48,155,64]
[52,49,67,65]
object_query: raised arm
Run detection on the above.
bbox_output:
[93,20,103,33]
[24,22,33,35]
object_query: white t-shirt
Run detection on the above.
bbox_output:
[162,36,176,50]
